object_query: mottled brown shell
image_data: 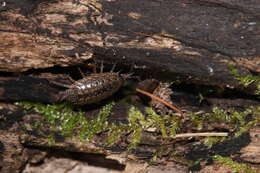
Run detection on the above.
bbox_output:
[60,72,125,105]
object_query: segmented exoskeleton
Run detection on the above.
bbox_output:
[58,72,130,105]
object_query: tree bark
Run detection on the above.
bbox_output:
[0,0,259,92]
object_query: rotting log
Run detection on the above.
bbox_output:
[0,0,259,93]
[0,1,260,171]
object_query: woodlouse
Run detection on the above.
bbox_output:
[57,72,131,105]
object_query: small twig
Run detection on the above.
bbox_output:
[135,88,184,116]
[173,132,228,138]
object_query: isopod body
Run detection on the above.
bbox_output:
[59,72,125,105]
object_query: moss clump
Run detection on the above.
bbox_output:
[47,134,56,146]
[17,101,183,150]
[16,101,260,172]
[127,107,181,149]
[107,107,181,150]
[210,107,260,139]
[228,64,260,95]
[188,106,260,147]
[16,102,114,142]
[17,101,260,150]
[16,101,260,158]
[213,155,258,173]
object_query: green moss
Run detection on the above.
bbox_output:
[211,106,260,139]
[202,136,226,148]
[47,134,56,146]
[228,64,260,95]
[106,124,128,146]
[234,116,260,138]
[188,112,204,130]
[16,102,114,142]
[16,102,259,154]
[213,155,258,173]
[145,107,167,137]
[126,107,183,149]
[106,107,181,150]
[126,107,144,149]
[79,102,114,141]
[186,106,260,147]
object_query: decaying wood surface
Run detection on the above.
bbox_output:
[0,0,259,91]
[240,126,260,163]
[0,0,260,172]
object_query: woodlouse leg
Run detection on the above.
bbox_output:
[68,76,75,83]
[77,67,86,78]
[48,75,75,88]
[92,59,98,73]
[100,60,104,73]
[49,80,71,88]
[110,63,117,72]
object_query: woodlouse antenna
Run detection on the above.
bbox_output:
[121,72,140,81]
[135,88,184,116]
[121,73,134,80]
